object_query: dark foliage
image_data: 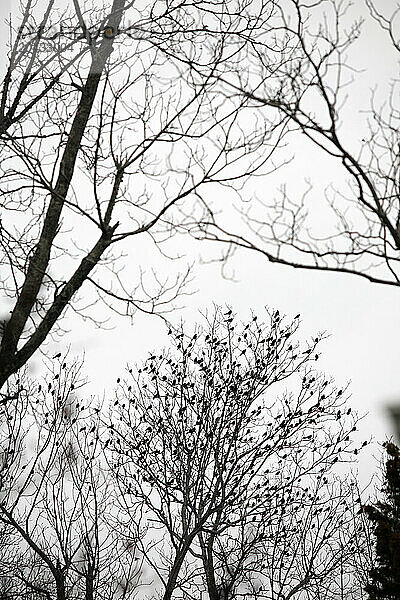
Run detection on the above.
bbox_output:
[364,443,400,600]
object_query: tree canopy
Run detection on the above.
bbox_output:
[0,308,372,600]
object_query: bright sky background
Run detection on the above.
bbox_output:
[1,0,399,486]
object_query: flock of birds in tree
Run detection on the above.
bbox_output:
[0,309,370,599]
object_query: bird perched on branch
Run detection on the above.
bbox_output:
[0,391,19,405]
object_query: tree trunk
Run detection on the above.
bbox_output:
[0,0,127,388]
[85,560,95,600]
[55,573,66,600]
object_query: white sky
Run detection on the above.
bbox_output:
[1,0,399,486]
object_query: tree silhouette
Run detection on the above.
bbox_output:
[0,0,294,390]
[109,307,370,600]
[0,358,141,600]
[363,442,400,600]
[0,307,378,599]
[203,0,400,291]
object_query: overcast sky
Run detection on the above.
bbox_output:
[1,0,399,486]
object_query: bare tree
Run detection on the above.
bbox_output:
[0,0,295,389]
[108,308,371,600]
[0,0,83,136]
[200,0,400,290]
[0,358,140,600]
[0,0,131,387]
[3,0,399,394]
